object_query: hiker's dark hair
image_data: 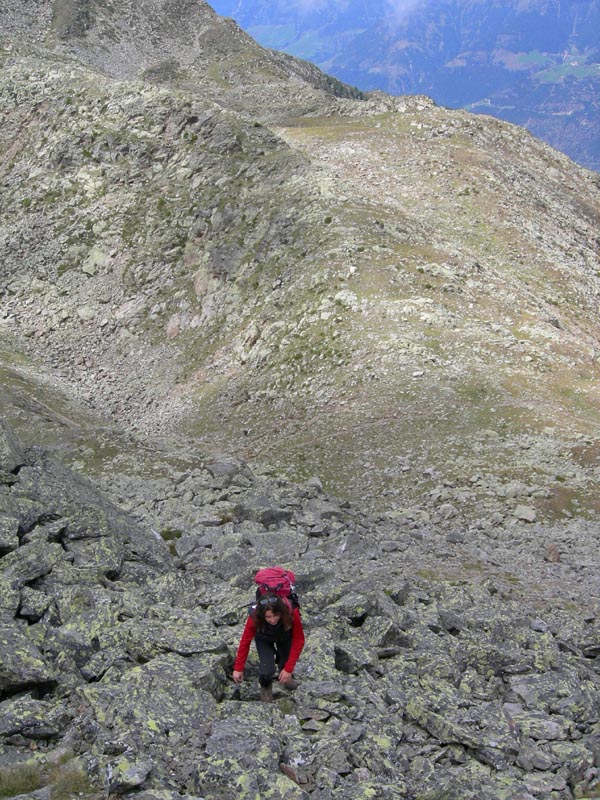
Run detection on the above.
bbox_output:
[253,596,293,632]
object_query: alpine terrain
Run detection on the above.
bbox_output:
[1,1,600,799]
[210,0,600,172]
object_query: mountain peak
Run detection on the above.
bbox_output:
[1,0,368,122]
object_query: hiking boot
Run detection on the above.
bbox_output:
[260,685,273,703]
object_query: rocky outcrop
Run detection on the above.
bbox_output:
[1,418,599,799]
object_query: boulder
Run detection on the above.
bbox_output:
[0,418,25,477]
[0,624,56,693]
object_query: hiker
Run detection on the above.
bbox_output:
[232,594,305,702]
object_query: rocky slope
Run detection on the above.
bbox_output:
[1,417,600,800]
[0,3,600,798]
[0,0,363,122]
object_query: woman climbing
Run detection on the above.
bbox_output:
[232,594,305,702]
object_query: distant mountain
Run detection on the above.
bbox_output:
[211,0,600,171]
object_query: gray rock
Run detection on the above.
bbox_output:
[0,624,56,692]
[0,418,25,476]
[502,703,573,741]
[0,696,69,738]
[513,505,537,523]
[0,514,19,554]
[334,639,378,674]
[107,757,153,794]
[1,541,66,590]
[193,756,308,800]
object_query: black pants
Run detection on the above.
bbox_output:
[255,630,292,687]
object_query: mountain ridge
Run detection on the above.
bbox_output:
[210,0,600,171]
[1,0,600,529]
[1,0,367,123]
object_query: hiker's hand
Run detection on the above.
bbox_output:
[278,669,293,684]
[232,670,244,683]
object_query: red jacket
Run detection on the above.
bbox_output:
[234,606,305,673]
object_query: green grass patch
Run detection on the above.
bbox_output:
[0,763,42,797]
[535,62,600,83]
[160,527,183,556]
[0,759,97,799]
[515,50,553,68]
[49,765,96,800]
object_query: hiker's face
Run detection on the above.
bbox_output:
[264,609,281,625]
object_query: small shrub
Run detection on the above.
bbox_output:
[50,766,94,799]
[160,527,183,556]
[0,763,43,798]
[160,527,183,542]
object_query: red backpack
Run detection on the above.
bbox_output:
[254,566,300,611]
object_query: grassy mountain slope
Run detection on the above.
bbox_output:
[1,1,600,530]
[188,108,600,522]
